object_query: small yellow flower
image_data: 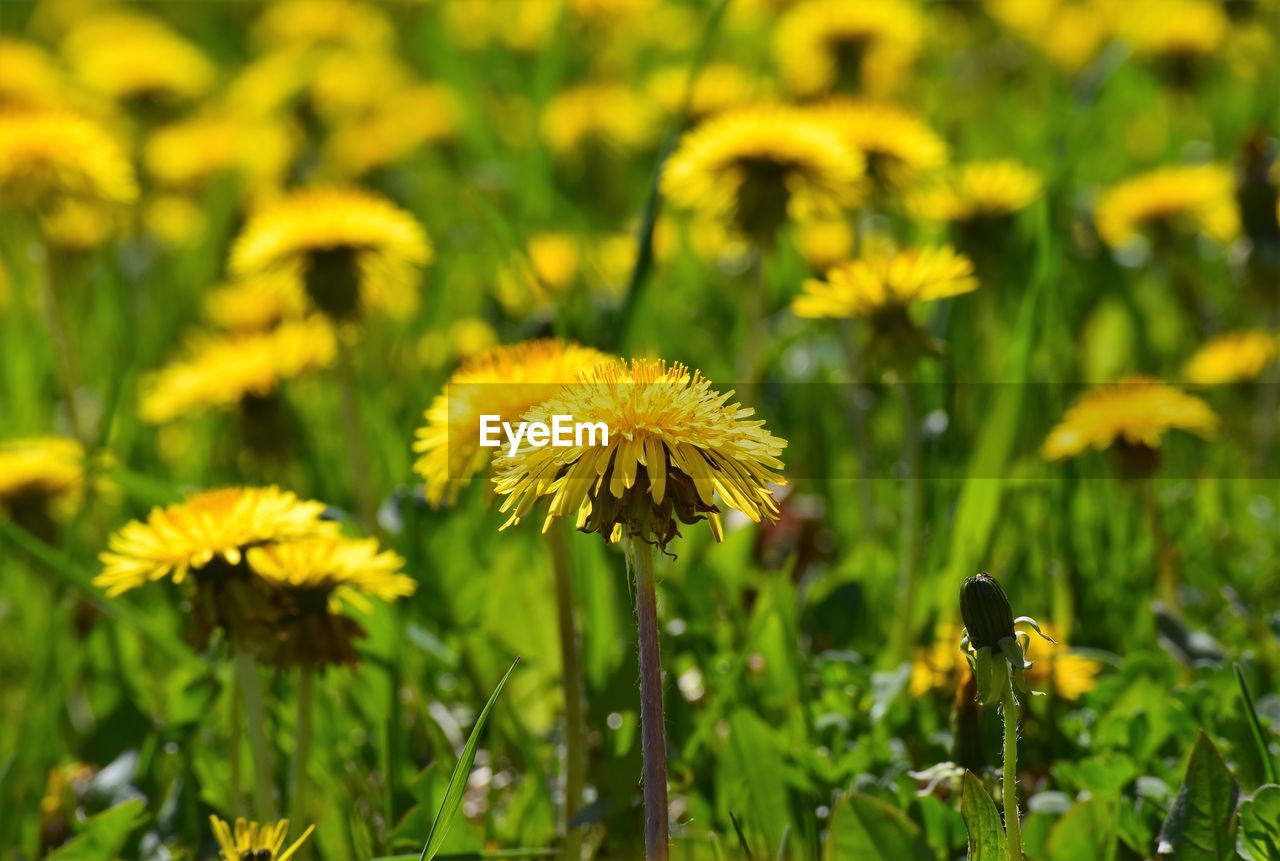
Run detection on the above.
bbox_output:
[252,0,395,52]
[661,104,864,242]
[95,486,337,597]
[139,318,336,425]
[793,246,978,320]
[986,0,1113,72]
[443,0,560,53]
[1184,331,1277,385]
[646,63,765,123]
[324,84,461,177]
[0,436,86,523]
[1042,377,1218,461]
[145,112,295,195]
[808,99,947,190]
[493,359,787,549]
[143,193,207,248]
[413,339,612,506]
[230,187,432,320]
[794,217,855,272]
[39,198,120,251]
[204,274,309,333]
[775,0,923,98]
[1117,0,1227,60]
[911,623,1101,701]
[0,39,67,110]
[61,11,216,104]
[1094,164,1240,249]
[210,816,314,861]
[541,84,659,157]
[0,109,137,210]
[907,160,1044,223]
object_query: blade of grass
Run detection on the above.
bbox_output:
[1234,662,1278,785]
[416,657,520,861]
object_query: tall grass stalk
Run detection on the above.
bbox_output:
[336,341,377,531]
[234,650,277,820]
[546,524,586,861]
[625,537,669,861]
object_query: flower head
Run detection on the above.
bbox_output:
[145,112,294,195]
[0,437,86,526]
[204,273,309,333]
[413,339,612,506]
[907,160,1043,223]
[646,63,764,123]
[139,318,336,425]
[493,359,787,549]
[1117,0,1227,61]
[661,105,864,243]
[230,187,432,320]
[252,0,395,52]
[541,84,658,158]
[808,99,947,190]
[211,816,314,861]
[1184,331,1277,385]
[61,11,216,104]
[0,39,67,110]
[775,0,923,97]
[324,84,461,178]
[793,246,977,319]
[959,573,1055,705]
[1042,377,1218,463]
[1094,164,1240,249]
[0,109,137,210]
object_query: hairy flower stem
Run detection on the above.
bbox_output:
[626,537,669,861]
[43,249,86,443]
[546,525,586,861]
[891,378,923,663]
[290,667,314,828]
[234,650,277,820]
[336,341,377,532]
[1002,679,1023,861]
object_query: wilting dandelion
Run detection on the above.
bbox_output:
[210,815,314,861]
[494,358,786,860]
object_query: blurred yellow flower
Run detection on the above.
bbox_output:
[493,358,787,548]
[986,0,1115,71]
[911,623,1101,701]
[39,198,120,251]
[1094,164,1240,248]
[252,0,395,52]
[496,233,582,313]
[61,11,216,104]
[416,316,500,370]
[139,317,336,425]
[210,816,314,861]
[793,246,977,319]
[1117,0,1227,60]
[96,486,337,597]
[662,104,864,242]
[443,0,560,53]
[0,109,137,209]
[907,160,1044,223]
[204,273,309,333]
[794,217,854,273]
[1184,331,1277,385]
[1042,377,1218,461]
[230,187,432,320]
[776,0,923,97]
[541,84,659,157]
[413,339,612,506]
[325,83,462,177]
[143,193,207,248]
[0,436,85,523]
[0,39,67,110]
[809,99,947,190]
[646,63,764,123]
[308,49,414,122]
[145,112,295,194]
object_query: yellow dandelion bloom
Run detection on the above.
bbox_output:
[0,436,85,523]
[492,232,639,314]
[96,486,337,597]
[224,49,314,120]
[793,246,977,319]
[0,109,137,209]
[911,623,1101,701]
[229,187,432,320]
[417,317,500,370]
[0,39,67,110]
[39,198,120,251]
[776,0,923,98]
[211,816,314,861]
[986,0,1114,72]
[541,84,659,157]
[646,63,765,123]
[1184,331,1277,385]
[413,339,613,506]
[809,99,947,190]
[308,49,415,123]
[907,160,1044,223]
[1094,164,1240,248]
[324,83,462,177]
[143,193,207,248]
[661,104,864,242]
[139,317,336,425]
[145,112,294,195]
[61,11,216,103]
[443,0,560,53]
[252,0,395,51]
[1042,377,1218,461]
[204,273,309,333]
[795,217,855,272]
[493,359,787,549]
[1117,0,1227,59]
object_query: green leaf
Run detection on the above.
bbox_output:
[46,799,146,860]
[1238,785,1280,861]
[1235,664,1278,786]
[961,771,1006,861]
[823,793,933,861]
[416,658,520,861]
[1047,798,1117,861]
[1156,731,1240,860]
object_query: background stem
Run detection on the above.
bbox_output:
[546,525,586,861]
[234,650,277,820]
[42,248,86,443]
[291,666,314,827]
[1002,679,1023,861]
[626,537,669,861]
[336,340,377,532]
[891,378,923,663]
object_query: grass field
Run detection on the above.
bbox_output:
[1,1,1279,859]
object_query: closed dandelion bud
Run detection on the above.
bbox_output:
[959,572,1014,650]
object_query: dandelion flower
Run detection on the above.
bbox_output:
[61,11,216,104]
[0,109,137,210]
[145,112,294,195]
[793,246,977,320]
[541,84,659,157]
[1042,377,1218,462]
[986,0,1112,72]
[210,816,314,861]
[1094,164,1239,249]
[809,99,947,190]
[911,623,1100,701]
[324,84,461,177]
[1184,331,1277,385]
[204,273,309,333]
[795,217,855,272]
[907,160,1043,224]
[646,63,764,123]
[230,187,431,320]
[0,39,67,110]
[252,0,395,52]
[1117,0,1227,61]
[413,339,612,506]
[143,193,207,248]
[0,436,86,526]
[493,359,787,549]
[661,105,864,243]
[775,0,923,98]
[139,317,336,425]
[246,536,414,667]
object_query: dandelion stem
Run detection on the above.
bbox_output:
[891,378,923,663]
[229,671,242,812]
[737,254,767,398]
[546,524,586,861]
[1001,677,1023,861]
[626,537,669,861]
[336,339,377,532]
[234,649,277,820]
[290,666,314,828]
[42,248,87,443]
[1141,479,1178,609]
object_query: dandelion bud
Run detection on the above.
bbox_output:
[959,572,1014,650]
